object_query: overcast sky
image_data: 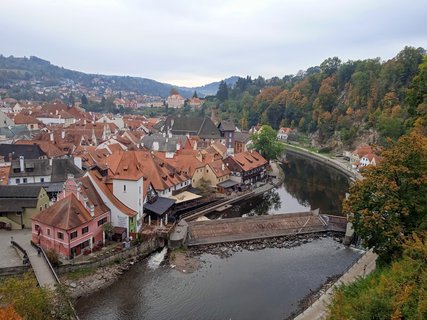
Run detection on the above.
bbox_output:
[1,0,426,87]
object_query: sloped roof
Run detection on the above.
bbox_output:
[207,159,230,178]
[218,120,235,132]
[15,140,66,158]
[141,134,188,152]
[164,116,221,139]
[0,185,43,198]
[230,150,268,172]
[0,144,45,161]
[234,131,250,143]
[32,194,92,230]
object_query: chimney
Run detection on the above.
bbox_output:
[19,156,25,172]
[153,141,159,151]
[82,196,88,208]
[84,119,87,125]
[222,163,225,171]
[49,158,53,166]
[50,132,54,142]
[61,130,65,139]
[89,204,95,217]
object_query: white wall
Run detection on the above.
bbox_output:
[112,178,144,215]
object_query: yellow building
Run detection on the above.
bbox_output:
[0,186,49,229]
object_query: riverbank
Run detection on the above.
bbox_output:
[283,143,362,180]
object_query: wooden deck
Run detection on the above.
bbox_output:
[186,210,346,246]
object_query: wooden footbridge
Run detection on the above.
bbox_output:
[186,209,347,246]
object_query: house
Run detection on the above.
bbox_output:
[31,176,110,259]
[188,97,203,109]
[87,168,139,237]
[167,94,185,109]
[9,157,83,185]
[8,157,83,200]
[155,150,205,188]
[350,144,382,169]
[0,185,49,229]
[12,113,40,131]
[204,159,231,188]
[277,127,293,141]
[225,150,268,185]
[217,120,236,154]
[234,132,251,154]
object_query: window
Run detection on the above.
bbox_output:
[70,231,77,239]
[16,178,20,184]
[35,224,40,231]
[123,185,127,192]
[82,226,89,234]
[39,206,42,211]
[57,232,64,240]
[97,217,107,226]
[47,229,50,236]
[139,186,141,194]
[23,178,27,183]
[40,178,44,182]
[45,203,48,209]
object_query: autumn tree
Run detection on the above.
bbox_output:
[344,132,427,262]
[250,125,285,160]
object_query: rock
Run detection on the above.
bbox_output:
[249,245,254,251]
[69,282,77,289]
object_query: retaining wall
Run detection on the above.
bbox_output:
[56,237,161,275]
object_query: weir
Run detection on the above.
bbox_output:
[185,209,347,246]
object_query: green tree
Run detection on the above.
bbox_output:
[250,125,285,160]
[192,91,198,98]
[344,132,427,262]
[216,80,229,102]
[81,94,88,105]
[102,222,114,241]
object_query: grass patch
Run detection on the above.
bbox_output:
[65,267,97,280]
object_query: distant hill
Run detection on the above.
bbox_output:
[189,76,240,97]
[0,55,234,99]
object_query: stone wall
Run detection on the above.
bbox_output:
[56,237,162,275]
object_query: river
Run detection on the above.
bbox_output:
[76,152,360,320]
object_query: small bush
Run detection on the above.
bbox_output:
[45,249,62,268]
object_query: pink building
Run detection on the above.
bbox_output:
[32,176,110,259]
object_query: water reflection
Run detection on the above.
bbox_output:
[282,152,349,215]
[208,152,349,218]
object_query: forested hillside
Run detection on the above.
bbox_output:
[213,46,426,149]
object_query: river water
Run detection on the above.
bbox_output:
[76,152,359,320]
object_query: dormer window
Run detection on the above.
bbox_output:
[123,185,127,192]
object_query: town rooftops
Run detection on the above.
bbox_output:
[0,185,44,198]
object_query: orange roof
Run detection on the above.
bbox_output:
[207,159,230,178]
[106,150,190,192]
[33,194,93,230]
[353,145,373,158]
[211,141,227,156]
[106,151,144,181]
[232,150,268,171]
[13,113,39,124]
[155,151,204,177]
[15,140,66,158]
